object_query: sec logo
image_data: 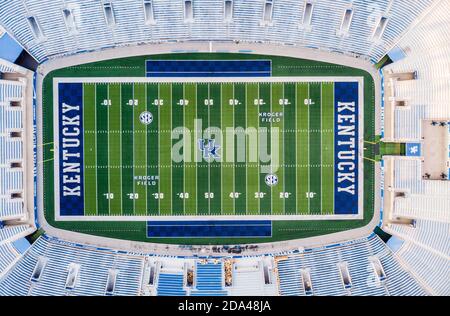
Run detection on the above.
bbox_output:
[139,111,153,125]
[265,174,278,187]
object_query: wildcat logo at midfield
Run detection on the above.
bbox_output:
[198,139,220,159]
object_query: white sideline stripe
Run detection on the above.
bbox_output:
[54,76,363,84]
[55,214,363,221]
[82,84,86,214]
[53,79,364,221]
[332,83,335,213]
[207,84,211,214]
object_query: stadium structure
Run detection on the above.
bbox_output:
[0,0,449,296]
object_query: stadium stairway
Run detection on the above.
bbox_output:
[191,261,228,296]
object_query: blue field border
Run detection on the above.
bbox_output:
[146,220,273,238]
[145,59,272,77]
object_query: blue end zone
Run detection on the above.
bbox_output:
[334,82,359,215]
[58,83,84,216]
[146,220,272,238]
[146,60,271,77]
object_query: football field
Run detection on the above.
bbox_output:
[54,77,363,220]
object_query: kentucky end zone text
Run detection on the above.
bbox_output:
[53,76,363,221]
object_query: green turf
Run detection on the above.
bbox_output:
[75,81,357,219]
[283,83,296,215]
[184,83,197,216]
[209,83,222,216]
[322,83,334,214]
[271,83,284,215]
[159,84,172,215]
[197,83,209,215]
[109,84,122,215]
[134,84,147,215]
[83,84,97,215]
[41,52,376,244]
[221,83,234,215]
[246,84,260,215]
[296,83,309,214]
[146,84,159,215]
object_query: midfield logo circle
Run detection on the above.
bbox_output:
[139,111,153,125]
[265,174,278,187]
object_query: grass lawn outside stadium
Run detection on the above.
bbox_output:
[40,52,377,244]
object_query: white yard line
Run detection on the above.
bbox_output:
[169,84,173,215]
[195,84,198,216]
[107,85,111,213]
[307,84,310,213]
[257,83,260,214]
[282,83,285,215]
[132,84,136,213]
[295,83,298,215]
[207,84,211,215]
[320,83,323,215]
[245,83,248,215]
[220,84,223,216]
[119,84,123,215]
[183,84,186,215]
[232,84,236,215]
[157,84,161,216]
[94,85,98,216]
[270,82,273,214]
[144,84,148,214]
